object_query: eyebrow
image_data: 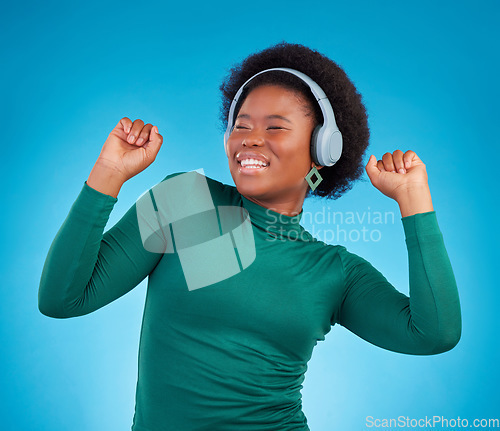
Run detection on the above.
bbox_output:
[236,114,293,124]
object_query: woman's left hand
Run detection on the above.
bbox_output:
[365,150,434,217]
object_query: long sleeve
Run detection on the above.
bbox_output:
[335,211,461,355]
[38,180,164,318]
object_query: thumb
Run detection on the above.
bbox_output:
[365,154,380,184]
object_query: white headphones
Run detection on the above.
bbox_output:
[223,67,342,167]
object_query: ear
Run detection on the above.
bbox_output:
[312,163,325,170]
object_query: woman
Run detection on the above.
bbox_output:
[39,42,461,431]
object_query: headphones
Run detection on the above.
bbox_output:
[223,67,342,167]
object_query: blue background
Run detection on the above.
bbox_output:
[1,0,498,429]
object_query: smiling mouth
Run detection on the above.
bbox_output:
[238,159,269,173]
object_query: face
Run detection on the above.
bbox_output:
[226,85,317,208]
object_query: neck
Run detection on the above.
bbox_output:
[241,189,307,216]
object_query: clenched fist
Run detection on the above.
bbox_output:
[365,150,434,217]
[96,117,164,183]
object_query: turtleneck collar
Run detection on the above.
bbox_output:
[240,194,304,239]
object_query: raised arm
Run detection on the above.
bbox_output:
[335,211,461,355]
[38,117,164,318]
[333,150,461,355]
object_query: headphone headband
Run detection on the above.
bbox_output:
[223,67,342,167]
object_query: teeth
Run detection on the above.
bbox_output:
[240,158,268,167]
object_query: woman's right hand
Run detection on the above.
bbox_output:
[96,117,164,182]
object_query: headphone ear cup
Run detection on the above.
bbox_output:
[313,127,343,167]
[310,125,321,165]
[327,130,343,165]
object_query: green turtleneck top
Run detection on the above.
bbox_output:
[38,171,461,431]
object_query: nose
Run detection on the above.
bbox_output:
[242,129,265,147]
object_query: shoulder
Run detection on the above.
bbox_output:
[298,228,351,262]
[157,170,241,207]
[304,236,375,277]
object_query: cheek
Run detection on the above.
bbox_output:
[225,137,238,157]
[280,137,312,164]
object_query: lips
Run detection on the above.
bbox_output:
[235,151,271,175]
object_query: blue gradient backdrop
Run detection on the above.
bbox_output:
[1,1,498,429]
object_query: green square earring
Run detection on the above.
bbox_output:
[305,165,323,191]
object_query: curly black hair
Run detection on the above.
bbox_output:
[219,41,370,200]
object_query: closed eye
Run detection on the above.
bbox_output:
[233,125,288,131]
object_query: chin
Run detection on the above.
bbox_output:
[229,165,303,202]
[234,179,273,200]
